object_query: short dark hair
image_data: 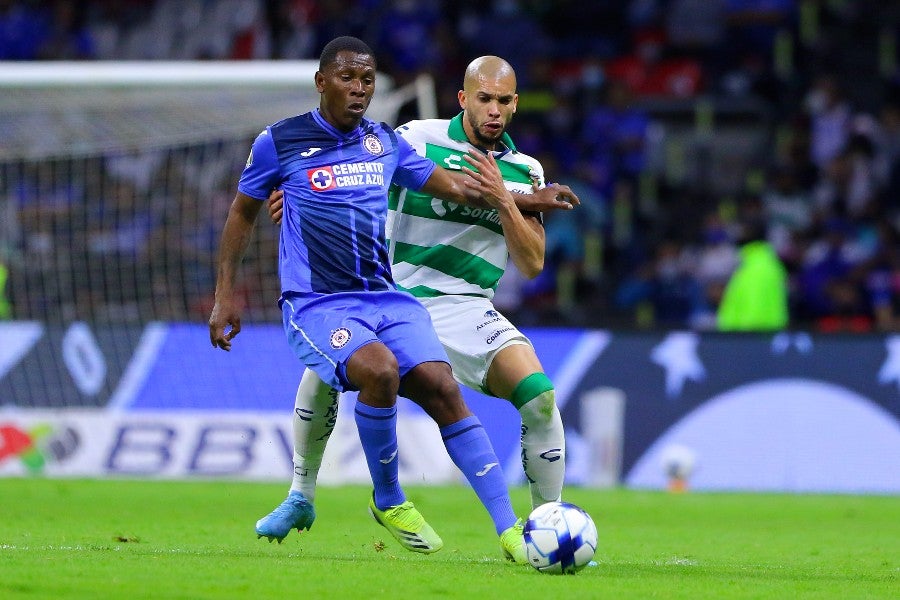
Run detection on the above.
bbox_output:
[319,36,375,71]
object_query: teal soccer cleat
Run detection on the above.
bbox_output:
[255,491,316,543]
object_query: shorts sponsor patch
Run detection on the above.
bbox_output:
[486,327,514,344]
[476,309,505,331]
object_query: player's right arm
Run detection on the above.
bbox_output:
[209,191,263,351]
[421,156,580,212]
[211,129,280,350]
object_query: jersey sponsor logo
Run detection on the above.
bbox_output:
[308,166,336,191]
[363,134,384,155]
[300,147,322,157]
[460,205,500,224]
[308,162,385,192]
[329,327,352,349]
[428,198,500,225]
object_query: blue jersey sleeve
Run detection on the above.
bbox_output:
[391,132,436,192]
[237,128,281,200]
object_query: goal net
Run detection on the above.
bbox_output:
[0,61,436,325]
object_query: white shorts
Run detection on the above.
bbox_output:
[418,295,531,394]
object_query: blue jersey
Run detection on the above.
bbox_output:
[238,109,436,300]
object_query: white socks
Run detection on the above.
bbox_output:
[289,369,339,503]
[518,390,566,507]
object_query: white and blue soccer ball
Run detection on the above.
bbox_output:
[523,501,598,574]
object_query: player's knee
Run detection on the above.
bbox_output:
[354,358,400,398]
[523,392,557,422]
[369,366,400,394]
[511,372,556,422]
[433,374,466,408]
[424,376,469,425]
[521,393,559,431]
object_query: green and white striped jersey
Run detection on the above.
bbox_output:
[387,113,544,300]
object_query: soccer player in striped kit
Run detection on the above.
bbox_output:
[259,54,575,559]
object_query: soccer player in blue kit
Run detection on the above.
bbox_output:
[208,37,577,562]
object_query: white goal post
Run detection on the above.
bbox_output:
[0,61,436,325]
[0,61,437,160]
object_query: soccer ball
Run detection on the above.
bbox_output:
[523,501,598,574]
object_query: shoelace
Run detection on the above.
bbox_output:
[273,497,306,516]
[386,502,423,530]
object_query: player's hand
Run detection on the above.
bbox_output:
[517,183,580,213]
[268,189,284,225]
[461,150,514,209]
[208,300,241,351]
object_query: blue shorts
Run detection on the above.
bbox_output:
[281,290,450,392]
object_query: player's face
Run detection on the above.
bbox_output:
[459,74,518,150]
[316,51,376,132]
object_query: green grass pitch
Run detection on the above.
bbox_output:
[0,479,896,599]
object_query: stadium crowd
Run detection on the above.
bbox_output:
[3,0,900,331]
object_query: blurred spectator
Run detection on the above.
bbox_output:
[578,79,651,198]
[665,0,728,80]
[874,100,900,199]
[540,0,628,60]
[14,161,81,259]
[605,28,704,98]
[262,0,316,59]
[723,0,795,62]
[372,0,441,85]
[716,217,789,331]
[309,0,372,59]
[37,1,95,60]
[693,210,740,328]
[537,151,606,313]
[863,221,900,331]
[762,164,814,260]
[456,0,551,90]
[85,176,159,312]
[812,135,879,223]
[806,74,852,170]
[796,217,871,328]
[615,239,706,329]
[0,260,9,319]
[0,0,47,60]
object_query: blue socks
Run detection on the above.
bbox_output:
[354,402,405,510]
[356,406,517,535]
[441,415,517,535]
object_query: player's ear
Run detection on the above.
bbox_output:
[457,90,466,109]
